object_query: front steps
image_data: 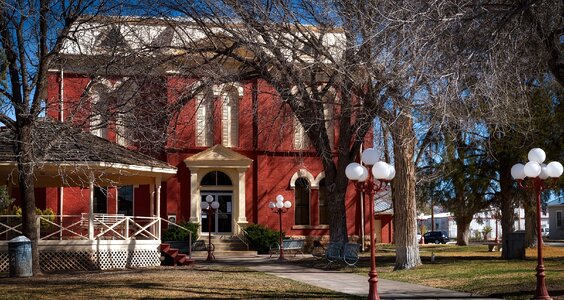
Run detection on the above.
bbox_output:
[191,235,257,258]
[160,243,195,266]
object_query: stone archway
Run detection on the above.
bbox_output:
[184,144,252,234]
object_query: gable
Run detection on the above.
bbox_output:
[184,144,252,168]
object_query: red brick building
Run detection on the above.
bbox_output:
[37,18,393,244]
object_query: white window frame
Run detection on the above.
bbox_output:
[195,90,214,147]
[221,89,240,147]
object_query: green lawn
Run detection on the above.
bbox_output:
[298,244,564,299]
[0,265,357,299]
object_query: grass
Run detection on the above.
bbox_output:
[0,264,356,299]
[298,244,564,300]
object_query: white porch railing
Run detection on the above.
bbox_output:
[0,214,162,241]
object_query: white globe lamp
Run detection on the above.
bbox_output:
[539,164,549,180]
[528,148,546,164]
[361,148,379,166]
[546,161,563,178]
[345,163,364,180]
[524,161,542,178]
[358,166,369,182]
[372,161,391,179]
[511,163,526,180]
[386,165,396,180]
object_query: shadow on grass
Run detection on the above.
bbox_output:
[0,268,358,299]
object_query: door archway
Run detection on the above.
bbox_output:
[200,171,233,234]
[184,144,253,235]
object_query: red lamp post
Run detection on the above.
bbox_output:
[346,148,396,300]
[511,148,563,300]
[269,195,292,261]
[202,195,219,262]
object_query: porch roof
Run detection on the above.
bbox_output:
[0,121,176,187]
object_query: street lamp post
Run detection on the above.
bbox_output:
[346,148,396,300]
[269,195,292,261]
[201,195,220,262]
[511,148,563,300]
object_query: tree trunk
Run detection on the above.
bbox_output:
[499,160,515,260]
[455,217,471,246]
[16,123,41,275]
[390,112,421,270]
[326,173,349,244]
[320,149,357,245]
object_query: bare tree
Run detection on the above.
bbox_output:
[140,0,474,269]
[0,1,149,275]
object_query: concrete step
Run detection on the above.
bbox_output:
[190,250,258,258]
[213,243,249,251]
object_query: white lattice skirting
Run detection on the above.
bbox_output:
[0,249,161,272]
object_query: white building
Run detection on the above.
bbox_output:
[547,197,564,240]
[417,206,549,240]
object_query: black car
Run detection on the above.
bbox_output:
[423,231,449,244]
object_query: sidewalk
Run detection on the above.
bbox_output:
[210,256,502,300]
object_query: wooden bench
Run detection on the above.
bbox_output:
[269,238,305,258]
[482,242,502,252]
[325,242,360,266]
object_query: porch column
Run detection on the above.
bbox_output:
[150,183,155,217]
[155,176,162,239]
[149,182,155,235]
[59,187,64,240]
[189,167,200,223]
[88,180,94,240]
[236,168,248,225]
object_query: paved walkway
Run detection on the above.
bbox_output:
[209,256,501,300]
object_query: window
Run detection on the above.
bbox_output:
[93,187,107,213]
[318,179,328,225]
[323,104,334,149]
[196,90,214,147]
[221,89,239,147]
[117,186,134,216]
[557,211,562,228]
[295,178,310,225]
[115,113,127,146]
[90,87,109,139]
[293,117,310,150]
[201,171,232,186]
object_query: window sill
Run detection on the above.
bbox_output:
[291,225,329,230]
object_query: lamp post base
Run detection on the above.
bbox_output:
[206,244,215,261]
[367,269,380,300]
[534,264,552,300]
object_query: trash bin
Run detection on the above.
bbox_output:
[8,236,33,277]
[503,231,525,260]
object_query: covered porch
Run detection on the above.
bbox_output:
[0,122,178,271]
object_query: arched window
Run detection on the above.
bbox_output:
[295,178,310,225]
[318,179,328,225]
[196,90,214,147]
[201,171,232,186]
[221,88,239,147]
